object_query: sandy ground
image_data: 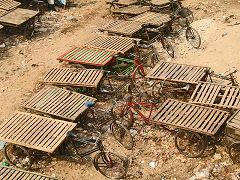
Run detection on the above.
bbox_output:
[0,0,240,179]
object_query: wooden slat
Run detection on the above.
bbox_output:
[112,5,149,15]
[146,61,210,84]
[42,68,104,88]
[0,165,58,179]
[23,86,97,121]
[0,0,21,11]
[151,99,229,135]
[106,0,138,6]
[0,112,76,153]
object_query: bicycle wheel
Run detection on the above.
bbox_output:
[94,151,128,179]
[110,122,134,150]
[161,37,175,58]
[4,143,32,170]
[151,52,160,67]
[175,130,206,158]
[186,27,201,49]
[151,81,163,98]
[229,142,240,163]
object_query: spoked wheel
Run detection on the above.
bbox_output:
[110,122,134,150]
[175,130,206,158]
[186,27,201,49]
[4,143,32,170]
[161,37,175,58]
[229,142,240,163]
[94,151,128,179]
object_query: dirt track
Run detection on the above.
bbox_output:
[0,0,240,179]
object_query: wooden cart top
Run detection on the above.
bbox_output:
[23,86,97,121]
[227,110,240,131]
[0,112,76,153]
[57,46,117,67]
[151,0,170,6]
[0,165,58,179]
[112,5,150,15]
[99,20,143,36]
[130,12,171,26]
[146,61,211,84]
[43,68,104,88]
[0,9,7,17]
[151,99,229,136]
[106,0,138,6]
[0,0,21,11]
[190,82,240,109]
[84,35,135,54]
[0,8,39,26]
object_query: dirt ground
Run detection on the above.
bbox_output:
[0,0,240,179]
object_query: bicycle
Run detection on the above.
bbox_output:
[4,129,128,179]
[209,69,239,86]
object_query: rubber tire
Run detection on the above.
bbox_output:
[175,130,206,158]
[4,143,32,170]
[93,151,128,179]
[110,122,134,150]
[186,27,201,49]
[229,142,240,164]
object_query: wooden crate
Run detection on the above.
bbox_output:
[42,68,104,88]
[84,35,135,54]
[99,20,143,36]
[0,0,21,11]
[112,5,150,15]
[0,112,76,153]
[0,8,39,27]
[146,61,210,84]
[226,110,240,141]
[151,99,229,136]
[0,165,58,179]
[57,46,117,67]
[190,82,240,109]
[130,12,171,26]
[23,86,97,121]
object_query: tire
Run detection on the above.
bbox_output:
[162,37,175,58]
[151,53,160,67]
[175,130,206,158]
[110,122,134,150]
[4,143,32,170]
[186,27,201,49]
[94,151,128,179]
[229,142,240,163]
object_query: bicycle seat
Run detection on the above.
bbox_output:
[85,101,95,108]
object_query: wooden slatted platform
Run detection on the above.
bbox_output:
[99,20,143,36]
[0,8,39,27]
[146,61,210,84]
[0,112,76,153]
[57,46,117,67]
[0,9,7,17]
[151,0,170,6]
[112,5,150,15]
[151,99,229,135]
[84,35,135,54]
[130,12,171,26]
[0,165,58,179]
[190,82,240,109]
[0,0,21,11]
[23,86,97,121]
[106,0,138,6]
[42,68,104,88]
[226,110,240,140]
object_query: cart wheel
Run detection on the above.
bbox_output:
[93,151,128,179]
[161,37,174,58]
[110,122,134,150]
[186,27,201,49]
[4,143,32,170]
[175,130,206,158]
[229,142,240,163]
